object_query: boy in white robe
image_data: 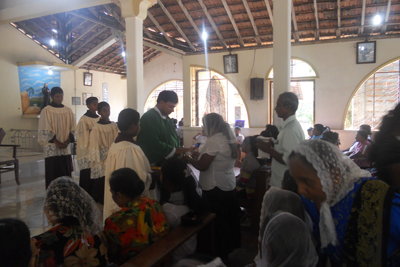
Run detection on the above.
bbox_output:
[104,108,153,218]
[38,87,75,188]
[76,97,99,194]
[88,102,118,204]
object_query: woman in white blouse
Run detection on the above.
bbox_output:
[185,113,241,259]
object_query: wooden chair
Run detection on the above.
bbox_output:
[122,213,216,267]
[0,128,20,185]
[237,167,270,233]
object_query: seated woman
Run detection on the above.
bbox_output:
[0,218,32,267]
[103,168,169,265]
[289,140,400,266]
[160,157,202,262]
[343,130,372,168]
[261,212,318,267]
[321,131,340,147]
[31,177,107,267]
[360,124,373,142]
[236,136,260,199]
[311,124,329,139]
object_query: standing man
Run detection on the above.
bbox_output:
[257,92,304,187]
[137,91,187,166]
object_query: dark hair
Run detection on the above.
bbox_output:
[266,125,279,139]
[50,86,63,96]
[161,158,202,212]
[97,101,110,112]
[360,124,372,136]
[235,127,241,131]
[278,92,299,112]
[178,121,184,126]
[117,108,140,131]
[313,124,325,134]
[109,168,144,199]
[244,136,258,157]
[282,170,299,194]
[0,218,32,267]
[322,131,340,146]
[86,97,98,106]
[357,130,368,139]
[157,90,178,104]
[172,118,178,125]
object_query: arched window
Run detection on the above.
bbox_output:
[344,59,400,130]
[144,80,183,120]
[191,67,249,127]
[266,59,318,133]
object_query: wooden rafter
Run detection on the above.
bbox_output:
[17,22,48,46]
[176,0,203,42]
[360,0,366,35]
[144,52,162,63]
[103,5,125,28]
[337,0,341,38]
[313,0,320,40]
[143,49,160,60]
[264,0,273,27]
[68,19,87,34]
[243,0,261,45]
[147,11,174,46]
[68,27,108,57]
[92,46,121,64]
[29,19,53,36]
[382,0,392,34]
[197,0,228,49]
[68,23,98,48]
[69,10,122,31]
[221,0,244,47]
[66,16,76,25]
[291,1,299,42]
[157,0,196,51]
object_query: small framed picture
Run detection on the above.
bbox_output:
[356,41,376,64]
[71,97,81,105]
[84,72,93,86]
[223,54,238,74]
[82,93,93,105]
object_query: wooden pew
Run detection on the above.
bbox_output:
[122,213,216,267]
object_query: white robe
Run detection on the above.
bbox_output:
[76,115,99,170]
[88,122,119,179]
[104,141,153,218]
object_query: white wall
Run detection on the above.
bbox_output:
[0,23,63,138]
[183,38,400,130]
[61,69,127,122]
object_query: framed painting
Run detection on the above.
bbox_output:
[84,72,93,86]
[82,93,93,105]
[356,41,376,64]
[223,54,238,74]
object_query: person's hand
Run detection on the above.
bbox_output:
[182,155,190,164]
[257,139,273,153]
[54,139,65,149]
[176,147,190,154]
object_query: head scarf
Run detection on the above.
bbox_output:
[256,187,309,263]
[291,140,370,248]
[261,212,318,267]
[44,177,103,238]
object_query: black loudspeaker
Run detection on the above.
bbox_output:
[250,78,264,100]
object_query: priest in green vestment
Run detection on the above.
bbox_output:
[137,91,187,166]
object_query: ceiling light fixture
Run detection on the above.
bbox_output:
[202,30,208,41]
[50,39,56,46]
[373,14,382,25]
[52,29,58,33]
[121,51,126,57]
[48,69,53,75]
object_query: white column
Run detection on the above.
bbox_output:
[125,16,144,114]
[273,0,291,104]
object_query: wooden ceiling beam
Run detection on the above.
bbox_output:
[157,0,196,51]
[313,0,320,40]
[92,46,120,64]
[291,1,300,42]
[243,0,262,45]
[176,0,201,36]
[143,49,160,60]
[382,0,392,34]
[147,11,174,46]
[69,10,123,31]
[360,0,366,35]
[220,0,244,47]
[16,22,49,47]
[68,19,87,35]
[68,27,108,57]
[68,23,98,48]
[264,0,274,26]
[29,19,53,36]
[337,0,341,38]
[197,0,228,49]
[144,52,163,64]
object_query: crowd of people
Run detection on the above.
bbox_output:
[2,87,400,267]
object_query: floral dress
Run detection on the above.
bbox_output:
[103,197,169,265]
[31,223,108,267]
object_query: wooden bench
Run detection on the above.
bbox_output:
[122,212,216,267]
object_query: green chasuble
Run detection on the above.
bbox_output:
[137,108,180,165]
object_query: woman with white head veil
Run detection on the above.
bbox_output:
[31,177,107,266]
[288,139,400,266]
[184,113,241,259]
[261,212,318,267]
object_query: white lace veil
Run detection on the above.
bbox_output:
[44,177,103,240]
[261,212,318,267]
[291,140,370,248]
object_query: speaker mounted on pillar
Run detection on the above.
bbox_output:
[250,78,264,100]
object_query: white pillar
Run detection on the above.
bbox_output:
[120,0,156,115]
[125,16,144,114]
[273,0,291,104]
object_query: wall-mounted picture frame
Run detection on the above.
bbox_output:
[356,41,376,64]
[72,97,81,105]
[223,54,238,74]
[82,93,93,105]
[84,72,93,86]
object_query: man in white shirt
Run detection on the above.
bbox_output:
[257,92,305,187]
[235,127,245,145]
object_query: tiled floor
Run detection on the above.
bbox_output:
[0,175,50,237]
